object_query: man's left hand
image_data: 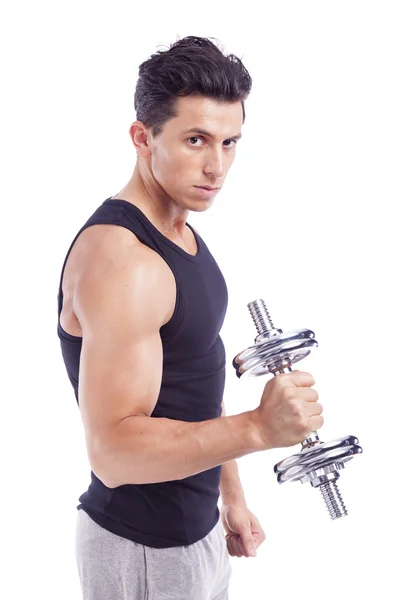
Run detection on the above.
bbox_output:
[220,502,266,558]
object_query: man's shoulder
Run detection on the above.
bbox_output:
[69,222,173,295]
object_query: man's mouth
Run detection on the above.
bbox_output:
[195,186,220,190]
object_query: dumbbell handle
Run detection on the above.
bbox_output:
[248,300,320,449]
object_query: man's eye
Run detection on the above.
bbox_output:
[223,139,237,147]
[188,137,203,145]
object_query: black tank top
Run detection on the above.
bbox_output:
[57,197,228,548]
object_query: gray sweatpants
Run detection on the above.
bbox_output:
[75,509,232,600]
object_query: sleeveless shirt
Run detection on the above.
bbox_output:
[57,197,228,548]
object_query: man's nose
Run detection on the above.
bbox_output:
[204,150,224,178]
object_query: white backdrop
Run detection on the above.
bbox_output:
[1,1,399,598]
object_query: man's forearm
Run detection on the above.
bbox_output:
[91,409,265,488]
[220,459,246,504]
[219,400,246,504]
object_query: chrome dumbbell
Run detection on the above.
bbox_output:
[232,299,362,520]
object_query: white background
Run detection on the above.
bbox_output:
[1,1,399,598]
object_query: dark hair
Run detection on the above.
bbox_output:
[134,36,252,138]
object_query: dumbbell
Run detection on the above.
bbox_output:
[232,299,362,520]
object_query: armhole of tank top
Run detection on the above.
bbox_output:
[57,224,89,341]
[57,210,184,343]
[57,206,127,341]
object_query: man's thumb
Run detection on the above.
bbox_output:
[241,529,257,556]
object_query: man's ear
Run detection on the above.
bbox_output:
[129,121,151,158]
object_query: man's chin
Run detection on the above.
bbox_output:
[172,192,216,213]
[190,199,215,212]
[188,192,217,212]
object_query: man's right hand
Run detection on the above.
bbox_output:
[252,370,323,449]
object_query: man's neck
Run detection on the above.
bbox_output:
[112,166,190,238]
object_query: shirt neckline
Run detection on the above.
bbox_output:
[103,198,202,262]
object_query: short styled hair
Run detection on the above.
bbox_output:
[134,36,252,137]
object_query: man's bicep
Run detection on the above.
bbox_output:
[78,326,164,439]
[73,245,170,461]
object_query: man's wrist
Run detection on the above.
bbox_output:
[220,488,247,505]
[219,458,247,505]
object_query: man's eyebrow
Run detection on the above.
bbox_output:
[183,128,242,141]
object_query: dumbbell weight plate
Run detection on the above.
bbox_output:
[233,328,318,377]
[274,435,362,483]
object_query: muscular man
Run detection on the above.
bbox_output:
[57,36,323,600]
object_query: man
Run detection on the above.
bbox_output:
[57,36,323,600]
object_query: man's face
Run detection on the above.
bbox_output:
[146,95,243,211]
